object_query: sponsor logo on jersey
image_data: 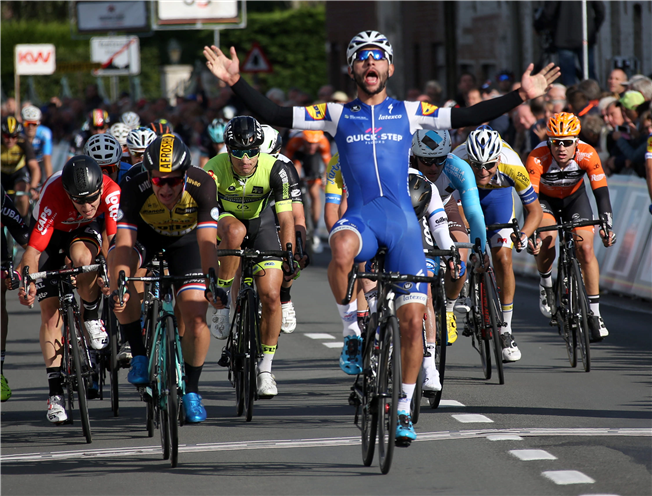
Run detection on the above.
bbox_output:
[344,114,368,120]
[418,102,439,116]
[227,185,236,192]
[36,207,53,234]
[175,206,198,215]
[186,177,201,188]
[351,105,361,112]
[345,131,404,144]
[574,150,593,163]
[104,190,120,220]
[210,207,220,221]
[590,173,605,182]
[252,186,263,194]
[305,103,328,121]
[378,114,402,120]
[116,209,124,221]
[159,135,175,172]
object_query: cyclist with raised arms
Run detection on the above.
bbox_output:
[452,126,543,362]
[203,116,295,398]
[204,30,559,442]
[21,105,53,181]
[527,113,616,342]
[199,118,228,167]
[410,129,486,347]
[1,116,40,217]
[17,156,119,423]
[109,135,221,423]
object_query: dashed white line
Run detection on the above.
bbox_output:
[487,434,523,441]
[542,470,595,485]
[438,399,466,407]
[304,333,336,340]
[452,414,493,423]
[509,449,557,461]
[323,342,344,348]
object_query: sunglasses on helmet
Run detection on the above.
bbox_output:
[150,175,185,188]
[229,148,260,160]
[70,191,101,204]
[354,49,386,62]
[418,155,447,167]
[470,160,498,171]
[548,138,577,148]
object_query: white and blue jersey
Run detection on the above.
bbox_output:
[31,125,53,162]
[433,154,486,252]
[294,98,453,305]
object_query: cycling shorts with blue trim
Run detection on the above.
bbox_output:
[479,188,515,249]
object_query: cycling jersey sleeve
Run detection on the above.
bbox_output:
[646,133,652,161]
[325,154,343,205]
[286,160,303,204]
[191,169,220,229]
[270,160,293,215]
[1,187,30,247]
[445,155,486,252]
[525,150,543,194]
[22,139,36,163]
[116,175,145,231]
[231,78,294,128]
[425,182,455,251]
[40,126,53,156]
[450,90,523,129]
[593,186,613,225]
[28,188,58,251]
[99,178,121,236]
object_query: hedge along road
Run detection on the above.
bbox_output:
[1,249,650,495]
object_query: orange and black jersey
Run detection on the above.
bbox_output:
[117,166,219,238]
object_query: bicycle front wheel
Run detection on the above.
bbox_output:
[571,259,591,372]
[106,304,120,417]
[67,307,92,443]
[377,315,401,475]
[243,290,257,422]
[165,315,180,467]
[429,277,447,409]
[557,263,577,367]
[485,273,505,385]
[361,313,378,467]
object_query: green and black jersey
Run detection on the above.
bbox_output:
[203,153,293,221]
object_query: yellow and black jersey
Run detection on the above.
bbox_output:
[117,166,219,237]
[1,135,36,175]
[203,152,293,220]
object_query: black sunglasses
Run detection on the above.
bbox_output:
[418,155,447,167]
[470,160,498,171]
[70,191,101,204]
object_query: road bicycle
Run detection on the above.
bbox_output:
[533,216,610,372]
[346,248,436,475]
[117,258,189,468]
[23,263,101,443]
[216,244,294,422]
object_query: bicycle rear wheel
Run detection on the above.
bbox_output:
[429,278,447,409]
[485,273,505,385]
[378,316,400,475]
[411,368,423,424]
[361,313,378,467]
[157,333,170,461]
[233,301,245,417]
[67,307,92,443]
[165,315,180,467]
[571,259,591,372]
[557,263,577,368]
[243,290,257,422]
[145,299,159,437]
[106,303,119,417]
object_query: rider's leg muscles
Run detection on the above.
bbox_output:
[256,268,283,373]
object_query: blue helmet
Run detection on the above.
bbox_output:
[207,118,227,144]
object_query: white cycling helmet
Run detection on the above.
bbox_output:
[411,130,451,158]
[260,125,282,156]
[121,111,141,129]
[126,126,157,155]
[346,30,393,67]
[84,133,122,166]
[466,125,502,164]
[109,122,131,147]
[21,105,42,123]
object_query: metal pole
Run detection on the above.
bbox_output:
[110,76,119,103]
[14,72,20,115]
[581,0,589,80]
[214,29,220,48]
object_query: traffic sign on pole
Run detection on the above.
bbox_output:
[241,42,273,73]
[90,36,140,76]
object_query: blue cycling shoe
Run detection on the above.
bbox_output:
[127,355,149,385]
[396,410,417,443]
[87,377,100,399]
[183,393,207,423]
[339,335,363,375]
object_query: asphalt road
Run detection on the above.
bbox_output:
[2,249,651,495]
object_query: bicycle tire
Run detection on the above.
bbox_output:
[233,300,245,418]
[411,368,422,424]
[557,263,577,367]
[166,315,180,467]
[156,328,170,461]
[429,277,447,409]
[378,315,400,475]
[485,272,505,385]
[571,259,591,372]
[361,313,378,467]
[243,290,257,422]
[145,299,159,437]
[67,307,92,443]
[107,308,119,417]
[471,273,492,380]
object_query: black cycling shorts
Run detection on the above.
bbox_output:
[539,187,594,231]
[1,168,30,193]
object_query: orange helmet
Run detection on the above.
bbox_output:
[302,130,324,144]
[546,112,581,137]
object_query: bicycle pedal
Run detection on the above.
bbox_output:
[395,437,412,448]
[348,390,359,407]
[217,350,231,367]
[422,390,437,399]
[462,328,473,337]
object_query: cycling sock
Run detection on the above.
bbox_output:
[445,298,457,313]
[184,363,203,394]
[1,350,5,374]
[46,367,64,396]
[397,383,415,413]
[82,295,101,321]
[217,277,234,289]
[337,301,360,338]
[588,295,600,317]
[357,309,369,330]
[280,285,292,304]
[501,302,513,334]
[123,320,146,357]
[424,343,437,369]
[539,270,553,288]
[258,344,276,373]
[364,289,378,315]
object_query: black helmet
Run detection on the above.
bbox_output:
[409,173,432,219]
[143,134,191,173]
[2,116,22,137]
[61,155,104,200]
[148,119,173,136]
[224,116,264,150]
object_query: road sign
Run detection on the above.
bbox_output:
[77,1,148,32]
[15,44,56,75]
[241,43,272,74]
[90,36,140,76]
[157,0,238,25]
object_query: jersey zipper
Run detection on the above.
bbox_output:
[370,105,383,196]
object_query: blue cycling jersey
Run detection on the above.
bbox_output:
[116,161,132,184]
[31,125,53,161]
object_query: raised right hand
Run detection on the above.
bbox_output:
[203,45,241,86]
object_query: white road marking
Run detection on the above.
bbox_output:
[509,449,557,461]
[2,428,649,464]
[487,434,523,441]
[323,342,344,348]
[542,470,595,485]
[304,333,335,340]
[438,400,466,407]
[452,414,493,423]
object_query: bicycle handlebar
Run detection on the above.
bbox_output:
[534,218,609,236]
[487,218,526,253]
[342,265,437,305]
[217,244,295,277]
[26,263,101,282]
